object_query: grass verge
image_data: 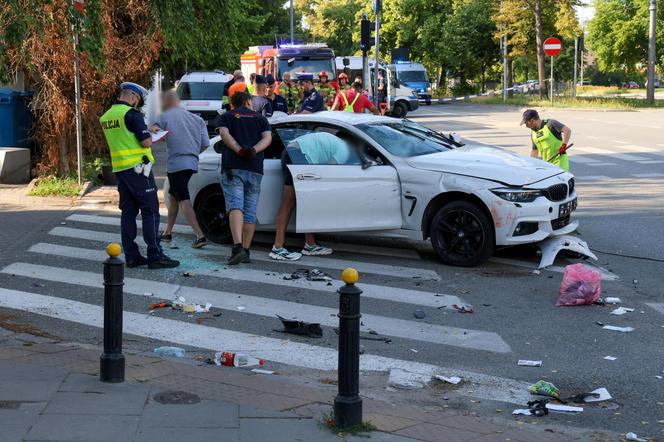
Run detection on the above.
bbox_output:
[28,175,81,197]
[470,95,664,109]
[323,412,377,437]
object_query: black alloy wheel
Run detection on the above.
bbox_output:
[430,200,494,267]
[391,101,408,118]
[194,185,231,244]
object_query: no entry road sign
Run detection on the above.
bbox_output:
[544,37,562,56]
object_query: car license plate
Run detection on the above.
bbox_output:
[558,198,577,217]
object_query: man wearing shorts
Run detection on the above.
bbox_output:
[215,91,272,265]
[151,91,210,248]
[270,132,350,261]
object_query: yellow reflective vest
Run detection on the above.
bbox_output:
[100,104,154,172]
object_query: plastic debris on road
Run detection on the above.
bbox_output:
[214,351,264,367]
[434,375,462,385]
[603,356,617,361]
[251,368,274,375]
[625,432,647,442]
[276,315,323,338]
[605,297,621,304]
[518,360,543,367]
[529,380,560,399]
[610,307,635,315]
[452,304,474,313]
[153,346,185,357]
[537,235,598,269]
[547,403,583,413]
[602,325,635,332]
[283,268,332,282]
[556,263,601,306]
[583,388,612,403]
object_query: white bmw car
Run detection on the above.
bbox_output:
[164,112,578,267]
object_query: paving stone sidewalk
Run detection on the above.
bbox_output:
[0,326,616,442]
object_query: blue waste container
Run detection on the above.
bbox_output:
[0,89,33,147]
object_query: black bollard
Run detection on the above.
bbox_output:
[100,243,125,383]
[334,268,363,428]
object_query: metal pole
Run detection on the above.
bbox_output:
[503,35,508,102]
[334,269,362,428]
[647,0,656,104]
[290,0,294,44]
[73,30,83,186]
[550,56,554,104]
[573,37,578,98]
[373,2,381,108]
[100,243,125,383]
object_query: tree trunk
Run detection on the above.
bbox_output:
[533,0,546,99]
[481,64,486,93]
[58,131,70,176]
[507,57,514,98]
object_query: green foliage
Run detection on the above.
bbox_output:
[28,175,81,197]
[295,0,365,56]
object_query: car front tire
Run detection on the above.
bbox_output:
[391,101,408,118]
[194,185,232,244]
[430,200,495,267]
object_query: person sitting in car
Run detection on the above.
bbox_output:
[269,131,351,261]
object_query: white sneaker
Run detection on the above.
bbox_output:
[269,247,302,261]
[302,243,333,256]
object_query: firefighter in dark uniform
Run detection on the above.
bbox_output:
[99,82,179,269]
[295,73,325,114]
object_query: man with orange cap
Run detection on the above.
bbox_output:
[317,71,335,109]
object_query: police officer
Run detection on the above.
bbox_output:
[99,82,179,269]
[278,72,302,113]
[266,75,289,113]
[317,71,335,109]
[295,73,325,114]
[520,109,572,171]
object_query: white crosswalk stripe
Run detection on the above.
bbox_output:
[48,226,442,281]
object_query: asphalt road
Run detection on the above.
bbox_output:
[0,104,662,440]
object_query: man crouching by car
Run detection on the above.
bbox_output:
[215,91,272,265]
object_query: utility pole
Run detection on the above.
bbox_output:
[573,37,578,98]
[647,0,656,104]
[502,35,508,102]
[373,0,382,108]
[290,0,294,44]
[72,0,85,186]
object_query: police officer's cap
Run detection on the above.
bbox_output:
[266,74,276,86]
[255,74,268,85]
[121,82,148,106]
[297,73,314,82]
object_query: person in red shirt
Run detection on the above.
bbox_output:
[331,79,379,114]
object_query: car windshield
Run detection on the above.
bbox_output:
[357,120,453,157]
[397,70,428,83]
[277,58,336,81]
[176,82,225,100]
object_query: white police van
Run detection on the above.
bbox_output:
[175,71,232,135]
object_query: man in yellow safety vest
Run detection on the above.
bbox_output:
[521,109,572,171]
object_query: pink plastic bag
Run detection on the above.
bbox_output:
[556,263,602,306]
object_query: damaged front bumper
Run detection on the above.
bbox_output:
[536,235,598,269]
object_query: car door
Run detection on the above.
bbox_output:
[278,125,402,233]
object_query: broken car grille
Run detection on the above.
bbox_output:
[551,215,571,230]
[543,183,568,202]
[568,178,575,195]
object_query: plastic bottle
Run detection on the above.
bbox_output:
[216,352,264,367]
[153,346,185,358]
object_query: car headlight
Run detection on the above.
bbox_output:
[491,188,542,203]
[426,86,432,93]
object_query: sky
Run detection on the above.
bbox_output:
[576,2,595,25]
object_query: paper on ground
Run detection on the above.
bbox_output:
[251,369,274,375]
[434,375,462,385]
[517,360,542,367]
[546,403,583,413]
[602,325,635,332]
[151,130,170,143]
[605,297,621,304]
[603,356,617,361]
[610,307,634,315]
[584,387,612,403]
[512,409,532,416]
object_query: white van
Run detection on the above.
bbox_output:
[175,71,232,135]
[335,56,419,118]
[388,62,432,105]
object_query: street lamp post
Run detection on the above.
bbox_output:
[647,0,656,104]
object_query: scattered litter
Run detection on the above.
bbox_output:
[532,269,541,275]
[183,272,194,277]
[610,307,635,316]
[153,346,185,358]
[60,222,66,225]
[181,304,196,313]
[144,292,153,297]
[603,356,617,361]
[276,315,323,338]
[529,380,559,399]
[527,400,549,416]
[556,264,601,307]
[214,351,264,367]
[194,303,212,313]
[512,408,533,416]
[434,375,462,385]
[452,304,474,314]
[413,309,426,319]
[149,301,172,311]
[547,403,583,413]
[625,432,647,442]
[31,283,44,288]
[388,368,426,390]
[656,376,662,380]
[518,360,543,367]
[236,305,246,311]
[583,388,612,403]
[632,279,638,285]
[482,303,492,307]
[283,268,332,282]
[251,369,274,375]
[410,348,418,353]
[602,325,635,333]
[596,321,605,326]
[605,297,621,304]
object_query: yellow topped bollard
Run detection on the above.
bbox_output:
[106,243,122,258]
[341,268,359,285]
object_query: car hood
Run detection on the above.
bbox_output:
[405,143,563,186]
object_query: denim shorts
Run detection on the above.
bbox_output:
[221,169,263,224]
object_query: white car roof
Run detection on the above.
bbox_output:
[179,71,232,83]
[268,111,400,127]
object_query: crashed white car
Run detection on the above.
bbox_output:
[165,112,579,267]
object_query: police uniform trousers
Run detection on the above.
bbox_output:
[115,169,163,263]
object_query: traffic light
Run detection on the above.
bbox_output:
[360,18,375,53]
